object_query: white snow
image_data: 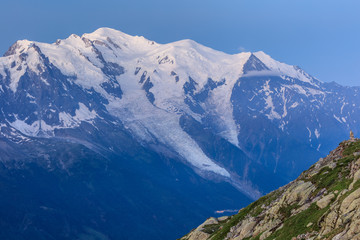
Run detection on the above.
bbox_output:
[254,51,320,86]
[307,127,312,139]
[107,71,231,177]
[333,114,342,123]
[9,102,99,136]
[315,129,320,139]
[9,119,53,137]
[281,86,288,118]
[317,144,321,151]
[260,80,281,120]
[341,102,347,114]
[0,27,339,183]
[59,103,98,128]
[290,102,299,109]
[75,103,98,122]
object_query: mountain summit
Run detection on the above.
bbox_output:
[0,28,360,239]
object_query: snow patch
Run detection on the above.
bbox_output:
[307,127,312,139]
[315,129,320,139]
[290,102,299,109]
[333,115,343,123]
[260,80,281,120]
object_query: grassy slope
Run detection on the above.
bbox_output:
[194,140,360,240]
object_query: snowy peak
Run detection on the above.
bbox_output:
[1,27,320,92]
[253,51,321,86]
[82,27,160,55]
[3,40,34,57]
[0,27,360,207]
[243,53,270,74]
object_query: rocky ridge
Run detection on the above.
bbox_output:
[181,135,360,240]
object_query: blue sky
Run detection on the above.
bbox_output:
[1,0,359,86]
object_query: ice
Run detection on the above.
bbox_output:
[315,129,320,139]
[333,114,342,123]
[107,71,231,177]
[75,103,98,122]
[260,80,281,120]
[254,51,320,86]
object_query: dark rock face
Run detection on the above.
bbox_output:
[243,54,269,73]
[230,74,360,180]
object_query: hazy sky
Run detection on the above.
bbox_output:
[1,0,359,86]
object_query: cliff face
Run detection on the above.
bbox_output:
[181,137,360,240]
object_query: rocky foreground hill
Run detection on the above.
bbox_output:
[181,135,360,240]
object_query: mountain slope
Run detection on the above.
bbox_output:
[181,136,360,240]
[1,28,359,187]
[0,127,254,240]
[0,27,360,239]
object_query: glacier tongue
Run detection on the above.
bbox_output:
[107,70,231,178]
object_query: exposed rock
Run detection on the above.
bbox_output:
[180,218,218,240]
[232,217,257,239]
[349,169,360,190]
[350,158,360,178]
[320,207,339,235]
[316,193,335,209]
[284,181,315,205]
[181,139,360,240]
[202,217,218,226]
[350,130,355,141]
[218,216,229,221]
[340,188,360,214]
[259,230,271,240]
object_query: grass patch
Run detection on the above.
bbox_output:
[209,190,283,240]
[308,154,354,197]
[309,166,339,189]
[210,204,253,240]
[337,179,360,203]
[266,203,329,240]
[202,224,221,234]
[279,203,299,219]
[342,141,360,156]
[324,226,345,239]
[243,235,261,240]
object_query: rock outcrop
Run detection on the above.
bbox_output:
[181,138,360,240]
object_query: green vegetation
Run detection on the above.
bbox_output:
[243,234,261,240]
[279,203,299,219]
[209,204,253,240]
[265,141,360,240]
[337,179,360,204]
[209,190,282,240]
[324,226,345,239]
[342,141,360,156]
[266,203,329,240]
[202,224,221,234]
[308,151,356,197]
[185,140,360,240]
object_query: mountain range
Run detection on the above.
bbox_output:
[0,28,359,239]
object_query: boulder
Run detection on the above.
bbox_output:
[316,193,335,209]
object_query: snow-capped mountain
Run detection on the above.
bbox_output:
[0,28,359,239]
